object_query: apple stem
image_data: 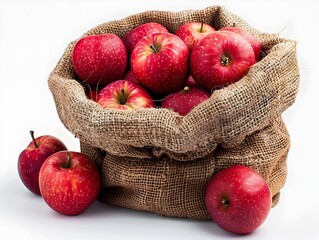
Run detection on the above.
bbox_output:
[63,153,71,169]
[29,130,38,148]
[183,86,190,93]
[149,44,158,53]
[200,19,204,32]
[119,88,127,105]
[221,54,230,66]
[222,198,230,206]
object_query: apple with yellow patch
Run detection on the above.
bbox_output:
[39,151,101,216]
[175,21,215,52]
[97,80,155,110]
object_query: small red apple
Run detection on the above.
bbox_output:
[191,31,255,90]
[131,32,189,95]
[39,151,101,216]
[219,27,261,61]
[186,75,197,87]
[97,80,155,110]
[122,22,168,57]
[205,165,272,234]
[72,33,127,86]
[18,131,67,195]
[161,86,210,116]
[123,69,139,84]
[175,21,215,52]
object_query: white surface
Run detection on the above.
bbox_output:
[1,0,319,239]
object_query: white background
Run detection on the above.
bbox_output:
[1,0,319,239]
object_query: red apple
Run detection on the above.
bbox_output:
[161,86,210,116]
[97,80,155,110]
[191,31,255,91]
[131,32,189,95]
[39,151,101,216]
[175,21,215,52]
[123,69,139,84]
[186,75,197,87]
[18,131,67,195]
[205,165,272,234]
[122,22,168,57]
[72,33,127,86]
[219,27,261,61]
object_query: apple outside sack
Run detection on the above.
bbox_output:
[48,6,299,219]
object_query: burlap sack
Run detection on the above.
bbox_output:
[48,6,299,219]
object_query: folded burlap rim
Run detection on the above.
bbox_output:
[80,116,290,219]
[48,5,299,161]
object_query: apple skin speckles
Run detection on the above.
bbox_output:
[205,165,272,234]
[219,27,262,61]
[17,132,67,195]
[97,80,155,110]
[190,31,255,91]
[39,151,101,216]
[131,32,189,95]
[161,86,210,116]
[72,34,127,86]
[175,22,215,53]
[122,22,168,57]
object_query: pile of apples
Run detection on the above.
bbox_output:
[18,131,101,216]
[18,21,273,234]
[18,130,272,234]
[73,21,261,115]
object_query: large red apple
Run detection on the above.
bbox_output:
[131,32,189,95]
[122,22,168,57]
[97,80,155,110]
[175,21,215,52]
[190,31,256,91]
[219,27,261,61]
[39,151,101,216]
[72,33,127,86]
[17,131,67,195]
[161,86,210,116]
[205,165,272,234]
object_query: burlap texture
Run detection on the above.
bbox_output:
[48,6,299,219]
[80,117,289,219]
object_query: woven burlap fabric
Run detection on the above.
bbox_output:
[80,117,289,219]
[48,6,299,219]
